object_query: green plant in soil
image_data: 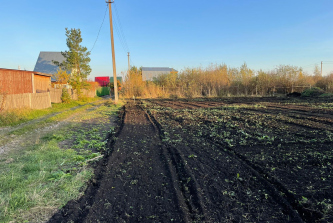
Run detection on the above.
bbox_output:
[145,99,333,222]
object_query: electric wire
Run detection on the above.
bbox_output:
[114,3,130,52]
[113,13,128,53]
[113,2,136,67]
[90,5,108,53]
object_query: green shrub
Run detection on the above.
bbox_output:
[61,88,71,103]
[301,87,325,97]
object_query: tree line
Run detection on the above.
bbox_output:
[121,63,333,98]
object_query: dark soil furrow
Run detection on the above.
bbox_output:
[49,103,191,222]
[47,97,333,222]
[206,137,322,223]
[145,104,208,222]
[150,108,303,222]
[244,107,333,127]
[149,100,185,109]
[265,104,333,116]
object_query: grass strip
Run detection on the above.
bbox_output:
[8,100,104,136]
[0,139,94,223]
[0,100,124,222]
[0,98,100,127]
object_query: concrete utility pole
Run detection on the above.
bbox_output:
[106,0,118,103]
[321,61,323,76]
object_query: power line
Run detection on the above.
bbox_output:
[114,3,130,51]
[90,5,108,52]
[112,2,136,67]
[113,14,128,53]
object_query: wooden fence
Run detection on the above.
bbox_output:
[49,88,96,103]
[50,88,62,103]
[0,92,51,110]
[0,87,97,110]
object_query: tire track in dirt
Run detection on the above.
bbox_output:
[49,102,206,222]
[0,102,104,156]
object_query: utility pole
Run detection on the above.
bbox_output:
[321,61,323,76]
[106,0,118,103]
[128,52,130,72]
[128,52,131,96]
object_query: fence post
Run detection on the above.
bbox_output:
[29,93,32,109]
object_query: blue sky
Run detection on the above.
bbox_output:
[1,0,332,79]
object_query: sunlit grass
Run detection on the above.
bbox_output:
[0,139,94,223]
[0,97,100,127]
[0,98,124,222]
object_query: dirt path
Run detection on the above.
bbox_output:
[0,101,103,156]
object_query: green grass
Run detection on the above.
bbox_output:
[0,98,100,127]
[0,139,94,223]
[319,93,333,98]
[0,99,124,222]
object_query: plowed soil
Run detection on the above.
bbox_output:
[48,97,333,223]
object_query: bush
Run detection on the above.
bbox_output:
[61,88,71,103]
[301,87,325,97]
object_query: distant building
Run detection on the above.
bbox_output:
[34,52,65,82]
[142,67,178,81]
[110,76,123,83]
[95,77,110,87]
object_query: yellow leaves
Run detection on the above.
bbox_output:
[53,68,70,84]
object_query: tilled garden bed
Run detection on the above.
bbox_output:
[49,97,333,222]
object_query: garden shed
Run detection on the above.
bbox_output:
[0,68,52,95]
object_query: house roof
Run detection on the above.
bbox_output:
[0,68,52,77]
[34,51,65,81]
[110,77,123,83]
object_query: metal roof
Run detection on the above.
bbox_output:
[142,67,177,72]
[141,67,178,81]
[0,68,52,77]
[34,51,65,81]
